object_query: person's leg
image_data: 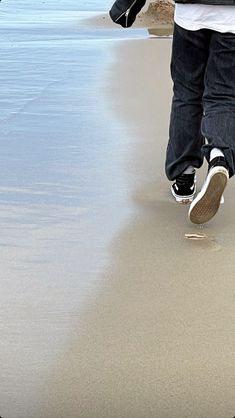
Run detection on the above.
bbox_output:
[188,30,235,224]
[201,30,235,178]
[165,24,210,181]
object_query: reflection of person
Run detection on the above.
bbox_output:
[109,0,235,224]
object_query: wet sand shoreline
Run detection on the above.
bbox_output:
[37,22,235,418]
[0,3,234,417]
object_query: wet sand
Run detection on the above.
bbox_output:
[40,40,235,418]
[0,2,235,418]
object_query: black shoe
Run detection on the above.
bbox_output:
[189,157,229,224]
[171,171,196,204]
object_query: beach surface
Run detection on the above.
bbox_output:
[0,1,234,418]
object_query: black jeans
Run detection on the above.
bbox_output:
[165,23,235,180]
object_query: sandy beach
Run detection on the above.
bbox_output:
[0,1,234,418]
[40,36,235,418]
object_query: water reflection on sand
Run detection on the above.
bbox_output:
[0,2,235,418]
[0,3,137,416]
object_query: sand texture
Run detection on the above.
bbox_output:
[144,0,174,24]
[0,1,234,418]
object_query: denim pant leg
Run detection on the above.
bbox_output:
[202,31,235,178]
[165,24,210,181]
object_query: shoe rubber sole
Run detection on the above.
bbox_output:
[171,185,195,204]
[188,166,228,224]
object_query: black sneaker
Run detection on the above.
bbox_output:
[171,171,196,204]
[189,157,229,224]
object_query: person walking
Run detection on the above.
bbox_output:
[109,0,235,224]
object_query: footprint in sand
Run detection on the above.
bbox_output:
[184,232,221,251]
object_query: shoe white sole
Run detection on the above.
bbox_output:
[188,166,228,224]
[171,185,196,204]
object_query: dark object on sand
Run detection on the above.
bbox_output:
[109,0,146,27]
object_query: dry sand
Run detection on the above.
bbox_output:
[145,0,174,24]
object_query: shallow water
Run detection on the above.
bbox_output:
[0,1,235,418]
[0,0,147,41]
[0,2,150,417]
